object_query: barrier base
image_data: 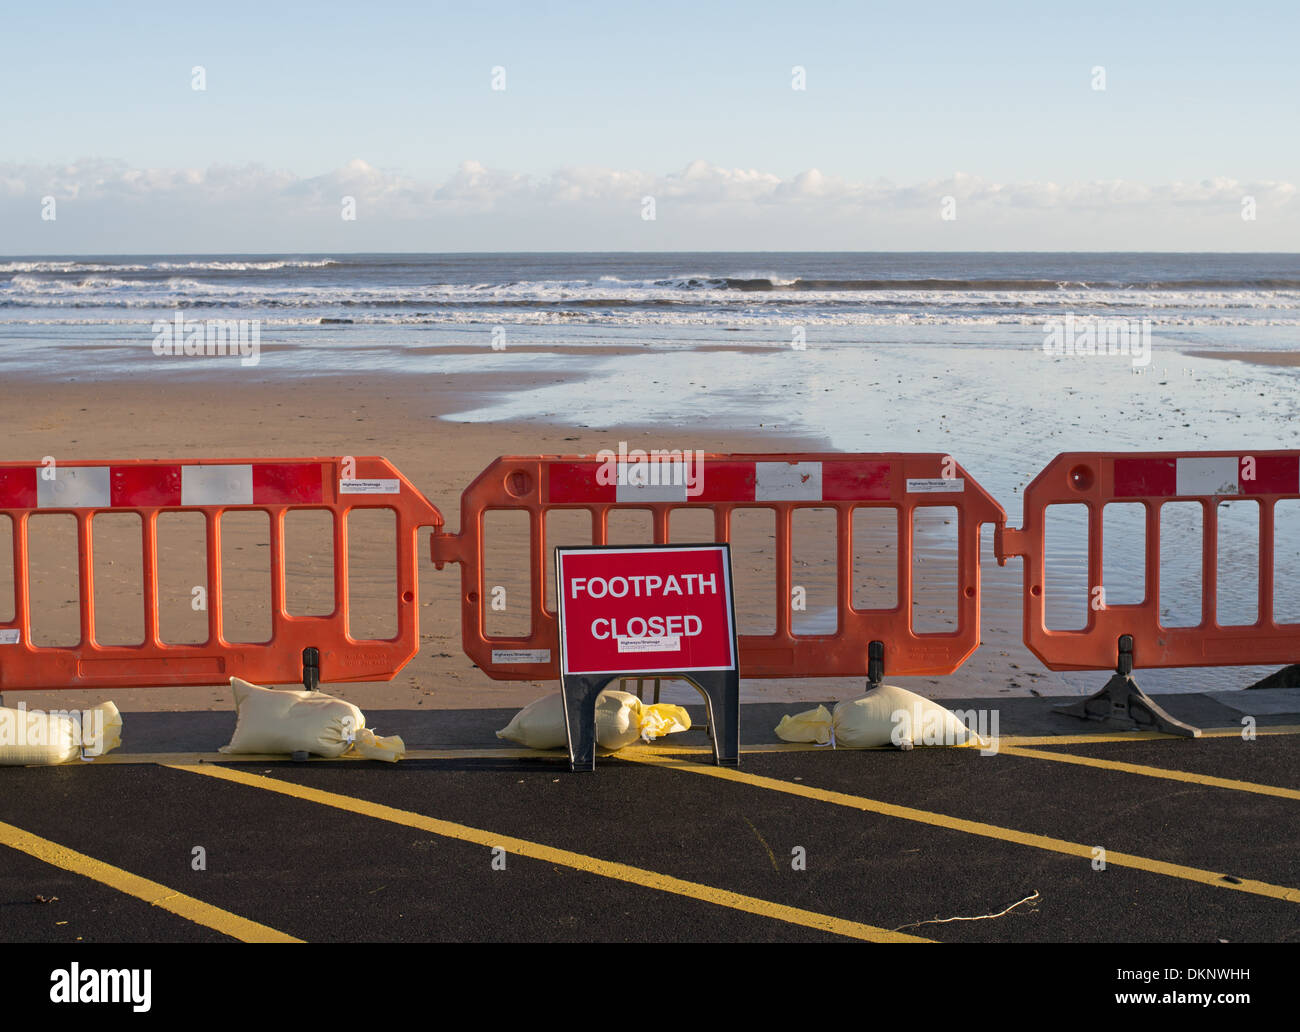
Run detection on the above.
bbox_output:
[1055,673,1202,738]
[1246,664,1300,691]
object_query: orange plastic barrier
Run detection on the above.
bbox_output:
[0,457,442,691]
[996,450,1300,672]
[432,453,1005,682]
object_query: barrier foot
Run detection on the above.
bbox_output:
[1055,673,1202,737]
[1246,664,1300,691]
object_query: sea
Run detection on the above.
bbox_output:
[2,250,1297,340]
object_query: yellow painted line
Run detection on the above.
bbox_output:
[623,754,1300,905]
[633,724,1300,753]
[82,748,564,766]
[998,745,1300,800]
[0,819,301,943]
[74,744,911,766]
[995,731,1174,746]
[165,762,930,943]
[996,725,1300,747]
[46,722,1300,767]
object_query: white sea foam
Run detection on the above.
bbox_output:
[7,275,206,292]
[2,299,1296,327]
[0,259,337,273]
[0,261,152,273]
[150,259,338,271]
[3,274,1297,315]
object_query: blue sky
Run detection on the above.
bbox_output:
[2,1,1297,251]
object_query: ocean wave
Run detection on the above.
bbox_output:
[15,311,1297,327]
[0,261,152,273]
[332,311,1300,328]
[6,313,1299,330]
[8,275,206,292]
[0,259,338,274]
[150,259,339,271]
[3,283,1297,311]
[647,276,1300,292]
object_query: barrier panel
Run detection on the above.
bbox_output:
[995,449,1300,734]
[9,447,1288,742]
[0,457,443,691]
[432,453,1005,685]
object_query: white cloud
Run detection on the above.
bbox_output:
[0,158,1293,252]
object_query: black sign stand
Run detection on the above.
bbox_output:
[560,669,739,772]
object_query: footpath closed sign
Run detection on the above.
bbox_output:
[554,544,740,770]
[556,544,737,677]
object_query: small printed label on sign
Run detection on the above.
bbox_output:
[491,649,551,664]
[907,477,965,493]
[0,629,20,645]
[616,635,681,654]
[340,478,401,495]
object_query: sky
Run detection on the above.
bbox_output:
[1,0,1297,252]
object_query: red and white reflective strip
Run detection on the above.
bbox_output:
[547,459,893,503]
[0,463,325,509]
[1113,455,1300,498]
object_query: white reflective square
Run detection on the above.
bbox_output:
[182,465,253,505]
[37,466,111,508]
[756,461,822,501]
[1176,456,1239,496]
[616,481,688,502]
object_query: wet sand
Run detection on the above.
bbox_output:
[1186,350,1300,368]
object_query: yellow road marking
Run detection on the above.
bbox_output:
[623,754,1300,905]
[165,762,930,943]
[37,723,1300,767]
[0,819,301,943]
[998,745,1300,800]
[993,725,1300,747]
[83,748,559,765]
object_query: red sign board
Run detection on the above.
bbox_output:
[556,545,737,677]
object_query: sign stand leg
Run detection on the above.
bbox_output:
[691,670,740,766]
[561,675,618,772]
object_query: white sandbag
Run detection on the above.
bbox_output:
[0,701,123,765]
[776,684,987,750]
[220,678,367,757]
[496,691,569,750]
[496,689,691,751]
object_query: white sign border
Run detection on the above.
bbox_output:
[555,543,738,677]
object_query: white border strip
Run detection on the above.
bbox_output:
[556,545,737,677]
